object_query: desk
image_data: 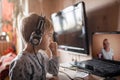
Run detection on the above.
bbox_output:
[57,66,104,80]
[58,50,120,80]
[54,63,120,80]
[47,67,104,80]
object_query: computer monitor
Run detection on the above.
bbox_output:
[91,32,120,61]
[51,2,89,55]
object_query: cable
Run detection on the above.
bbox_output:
[32,45,46,80]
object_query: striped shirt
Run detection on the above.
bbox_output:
[9,49,59,80]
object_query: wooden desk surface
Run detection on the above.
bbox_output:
[58,50,120,80]
[51,66,120,80]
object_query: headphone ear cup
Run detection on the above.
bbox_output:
[29,32,42,46]
[29,16,45,46]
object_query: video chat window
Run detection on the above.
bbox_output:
[92,32,120,61]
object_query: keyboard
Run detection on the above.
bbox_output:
[75,59,120,77]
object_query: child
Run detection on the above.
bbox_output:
[9,13,59,80]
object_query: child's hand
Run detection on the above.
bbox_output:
[49,42,59,57]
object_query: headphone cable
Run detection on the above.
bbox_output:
[32,45,46,80]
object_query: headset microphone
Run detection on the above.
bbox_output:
[29,16,45,46]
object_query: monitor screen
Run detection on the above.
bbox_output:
[51,2,89,55]
[91,32,120,61]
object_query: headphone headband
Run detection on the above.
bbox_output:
[35,16,45,34]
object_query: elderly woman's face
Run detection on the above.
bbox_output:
[103,40,110,48]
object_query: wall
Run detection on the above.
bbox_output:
[85,0,120,56]
[28,0,120,38]
[118,2,120,30]
[28,0,76,18]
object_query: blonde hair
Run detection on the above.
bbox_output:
[19,13,54,43]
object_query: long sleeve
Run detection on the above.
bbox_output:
[9,58,32,80]
[48,56,59,76]
[37,50,59,77]
[9,52,44,80]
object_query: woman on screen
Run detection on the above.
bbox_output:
[98,38,114,60]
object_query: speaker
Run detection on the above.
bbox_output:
[29,16,45,46]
